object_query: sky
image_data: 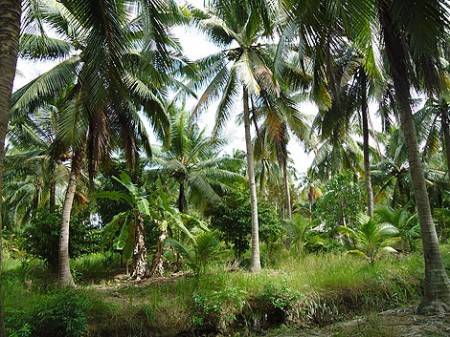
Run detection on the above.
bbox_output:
[14,0,315,176]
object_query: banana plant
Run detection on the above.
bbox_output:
[94,172,196,279]
[339,214,400,264]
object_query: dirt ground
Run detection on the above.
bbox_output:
[272,307,450,337]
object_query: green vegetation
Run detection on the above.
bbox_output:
[4,246,444,336]
[1,0,450,336]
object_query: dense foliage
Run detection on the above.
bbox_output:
[22,208,99,269]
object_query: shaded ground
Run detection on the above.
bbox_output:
[270,307,450,337]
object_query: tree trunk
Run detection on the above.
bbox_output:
[178,180,185,213]
[360,69,374,216]
[58,146,84,287]
[131,214,148,280]
[379,7,450,313]
[50,181,56,212]
[150,228,167,277]
[0,1,22,334]
[440,103,450,180]
[243,86,261,272]
[283,164,292,219]
[49,161,57,212]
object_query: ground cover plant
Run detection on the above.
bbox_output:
[3,245,448,336]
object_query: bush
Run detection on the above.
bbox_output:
[5,291,89,337]
[192,288,248,331]
[30,291,90,337]
[206,187,283,258]
[22,207,100,269]
[314,173,363,232]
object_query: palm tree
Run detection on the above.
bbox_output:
[191,0,281,272]
[3,105,70,229]
[0,0,22,333]
[377,0,450,312]
[375,206,420,252]
[149,109,244,213]
[283,0,450,311]
[12,0,181,286]
[339,214,400,264]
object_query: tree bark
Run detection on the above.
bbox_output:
[440,103,450,181]
[49,161,57,212]
[379,6,450,313]
[58,146,84,287]
[283,165,292,219]
[243,86,261,272]
[131,213,148,280]
[150,228,167,277]
[0,1,22,334]
[178,180,185,213]
[360,69,374,216]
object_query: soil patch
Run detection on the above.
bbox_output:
[270,307,450,337]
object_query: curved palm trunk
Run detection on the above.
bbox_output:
[361,69,374,216]
[0,1,22,333]
[58,146,84,287]
[132,213,148,280]
[243,87,261,272]
[380,7,450,313]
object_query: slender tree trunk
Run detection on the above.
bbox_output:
[360,69,374,216]
[380,7,450,313]
[178,180,185,213]
[50,182,56,212]
[440,104,450,179]
[283,165,292,219]
[0,2,22,334]
[58,146,84,287]
[132,213,148,280]
[49,161,57,212]
[243,87,261,272]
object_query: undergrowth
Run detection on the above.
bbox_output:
[3,246,449,337]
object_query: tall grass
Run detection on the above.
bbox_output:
[3,247,447,336]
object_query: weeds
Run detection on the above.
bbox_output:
[3,247,445,336]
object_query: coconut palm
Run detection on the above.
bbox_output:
[11,0,182,287]
[377,0,450,312]
[149,109,245,214]
[191,0,281,272]
[0,0,22,333]
[3,102,74,228]
[283,0,450,311]
[375,206,420,252]
[339,214,400,264]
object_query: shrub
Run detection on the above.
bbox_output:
[206,187,283,259]
[314,173,363,231]
[192,288,248,331]
[22,207,100,269]
[30,291,90,337]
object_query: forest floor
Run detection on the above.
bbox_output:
[268,306,450,337]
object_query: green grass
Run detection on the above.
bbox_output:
[3,246,448,337]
